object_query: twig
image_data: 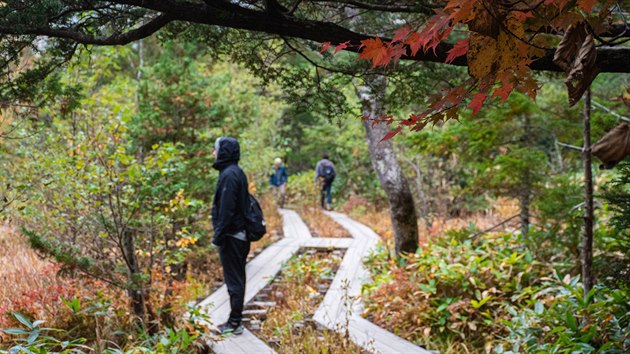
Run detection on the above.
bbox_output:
[469,214,520,239]
[592,100,630,122]
[557,142,584,151]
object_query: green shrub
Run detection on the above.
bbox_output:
[502,278,630,353]
[363,230,549,350]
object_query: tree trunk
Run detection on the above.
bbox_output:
[519,183,530,237]
[581,87,594,297]
[122,228,147,324]
[356,75,419,255]
[520,114,532,236]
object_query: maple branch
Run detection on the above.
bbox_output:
[281,37,362,76]
[557,142,584,151]
[2,0,630,73]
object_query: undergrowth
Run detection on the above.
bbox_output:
[362,229,630,353]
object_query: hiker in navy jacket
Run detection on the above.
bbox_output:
[269,157,288,208]
[314,152,336,210]
[211,137,250,335]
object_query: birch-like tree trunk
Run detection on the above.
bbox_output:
[357,75,419,255]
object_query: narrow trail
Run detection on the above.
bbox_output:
[197,209,434,354]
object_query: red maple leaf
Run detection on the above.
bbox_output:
[392,26,412,43]
[335,41,350,54]
[358,38,391,67]
[405,32,423,56]
[492,83,514,103]
[320,42,331,53]
[445,39,469,63]
[577,0,598,14]
[467,92,487,115]
[513,11,534,21]
[380,126,402,142]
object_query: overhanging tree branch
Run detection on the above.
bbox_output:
[1,1,630,72]
[0,14,171,46]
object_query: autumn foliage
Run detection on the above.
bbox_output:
[322,0,620,137]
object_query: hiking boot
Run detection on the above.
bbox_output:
[217,322,244,336]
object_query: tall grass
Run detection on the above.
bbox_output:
[340,194,521,247]
[0,225,77,328]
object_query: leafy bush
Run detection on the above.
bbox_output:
[362,228,630,353]
[502,278,630,353]
[601,161,630,256]
[1,307,213,354]
[363,230,548,350]
[285,171,320,208]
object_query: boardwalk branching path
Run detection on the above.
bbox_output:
[197,209,434,354]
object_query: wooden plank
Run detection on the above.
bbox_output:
[315,212,433,354]
[301,237,354,249]
[279,208,313,241]
[199,209,434,354]
[201,241,301,325]
[211,328,277,354]
[349,316,436,354]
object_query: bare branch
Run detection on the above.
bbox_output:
[592,100,630,122]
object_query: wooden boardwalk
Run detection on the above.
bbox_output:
[197,208,434,354]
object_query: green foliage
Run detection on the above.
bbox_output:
[1,307,212,354]
[363,230,549,349]
[502,280,630,353]
[601,162,630,253]
[285,171,320,207]
[0,312,89,354]
[363,229,630,352]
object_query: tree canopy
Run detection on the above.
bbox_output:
[2,1,629,131]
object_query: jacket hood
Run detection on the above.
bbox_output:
[212,137,240,170]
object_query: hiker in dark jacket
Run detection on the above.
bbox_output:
[269,157,288,208]
[314,152,336,210]
[211,137,250,335]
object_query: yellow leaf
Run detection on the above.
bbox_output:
[467,33,497,79]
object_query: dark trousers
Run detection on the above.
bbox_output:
[218,236,250,325]
[321,182,332,208]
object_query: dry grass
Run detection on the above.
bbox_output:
[297,207,351,238]
[254,250,367,354]
[341,195,520,248]
[0,225,78,328]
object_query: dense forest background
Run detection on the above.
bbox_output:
[1,26,629,354]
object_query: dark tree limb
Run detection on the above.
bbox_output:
[308,0,438,14]
[0,14,172,46]
[1,1,630,72]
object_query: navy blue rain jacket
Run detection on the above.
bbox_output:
[211,138,249,246]
[269,165,288,186]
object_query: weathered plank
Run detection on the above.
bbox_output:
[211,328,276,354]
[317,211,434,354]
[301,237,354,249]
